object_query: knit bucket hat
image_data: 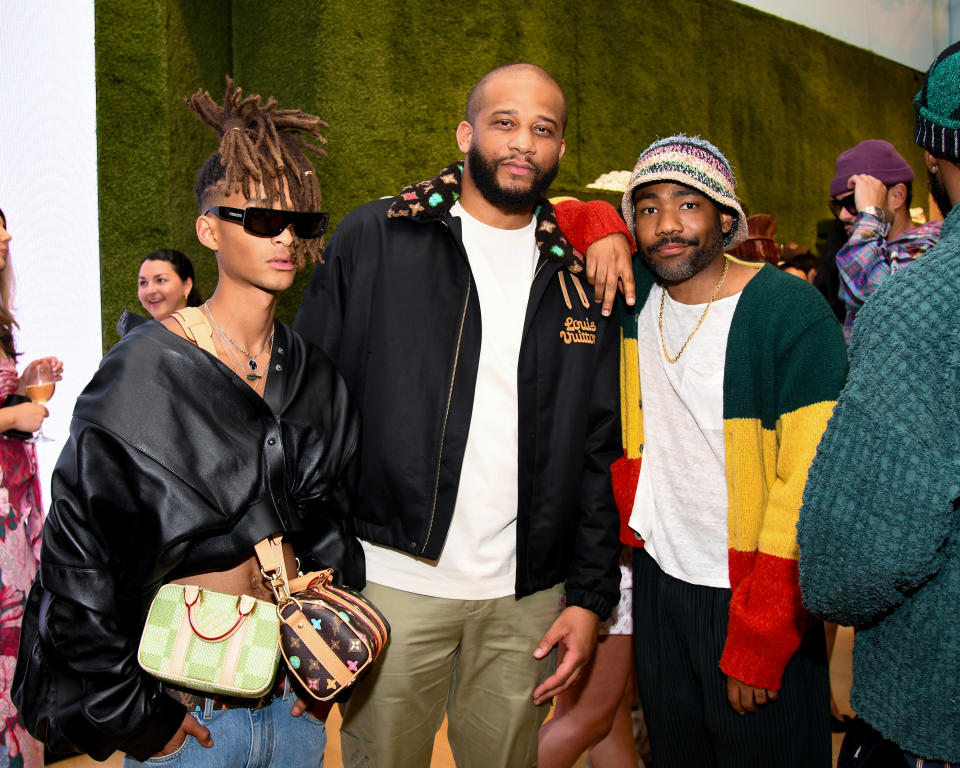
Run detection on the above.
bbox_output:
[914,39,960,160]
[620,134,748,250]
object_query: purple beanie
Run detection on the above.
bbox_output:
[830,139,914,198]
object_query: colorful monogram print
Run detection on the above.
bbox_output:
[278,580,390,702]
[386,162,582,274]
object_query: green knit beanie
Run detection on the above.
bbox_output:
[914,40,960,159]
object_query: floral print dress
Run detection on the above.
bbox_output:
[0,359,43,768]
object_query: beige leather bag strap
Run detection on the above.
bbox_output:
[170,307,217,357]
[282,606,352,687]
[254,535,290,600]
[253,536,353,686]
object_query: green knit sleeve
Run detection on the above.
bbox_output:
[798,256,960,626]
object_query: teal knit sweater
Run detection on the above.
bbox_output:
[799,204,960,760]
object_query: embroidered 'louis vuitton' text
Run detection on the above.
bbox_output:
[560,317,596,345]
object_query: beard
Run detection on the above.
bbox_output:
[929,168,954,217]
[639,220,726,283]
[466,144,560,211]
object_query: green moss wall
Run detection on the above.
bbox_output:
[96,0,925,347]
[96,0,231,347]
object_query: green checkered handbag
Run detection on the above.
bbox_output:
[137,583,281,697]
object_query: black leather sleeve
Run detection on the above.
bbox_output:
[14,318,364,759]
[282,334,365,588]
[2,393,32,440]
[13,423,186,761]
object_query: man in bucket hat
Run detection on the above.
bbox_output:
[800,40,960,767]
[611,134,846,766]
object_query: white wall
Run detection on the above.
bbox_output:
[733,0,957,71]
[0,1,101,506]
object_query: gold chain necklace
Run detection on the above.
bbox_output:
[658,258,729,364]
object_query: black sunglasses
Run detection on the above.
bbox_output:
[204,206,330,239]
[827,196,859,219]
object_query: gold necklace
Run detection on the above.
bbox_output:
[658,258,729,364]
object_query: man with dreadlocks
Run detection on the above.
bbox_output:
[295,62,628,768]
[13,78,360,767]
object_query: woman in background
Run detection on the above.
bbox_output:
[538,546,642,768]
[137,248,203,320]
[0,207,62,768]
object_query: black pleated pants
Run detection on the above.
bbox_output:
[632,547,832,768]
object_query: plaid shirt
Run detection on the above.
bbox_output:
[837,212,942,342]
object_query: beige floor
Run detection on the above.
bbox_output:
[50,626,854,767]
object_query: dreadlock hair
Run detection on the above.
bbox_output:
[0,208,19,359]
[186,76,328,269]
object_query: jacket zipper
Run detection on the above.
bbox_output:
[532,258,548,284]
[422,223,472,555]
[421,244,554,556]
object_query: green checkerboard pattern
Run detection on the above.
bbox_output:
[138,585,281,696]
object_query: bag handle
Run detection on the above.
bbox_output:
[184,586,257,641]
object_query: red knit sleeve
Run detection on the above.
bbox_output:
[720,552,815,690]
[611,455,645,547]
[553,199,635,258]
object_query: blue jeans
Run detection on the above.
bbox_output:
[123,686,326,768]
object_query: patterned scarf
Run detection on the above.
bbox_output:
[387,161,582,272]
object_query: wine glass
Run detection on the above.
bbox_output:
[25,361,55,442]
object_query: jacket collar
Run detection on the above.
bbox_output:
[387,161,582,272]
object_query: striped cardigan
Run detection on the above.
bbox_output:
[613,257,847,688]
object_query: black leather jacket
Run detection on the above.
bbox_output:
[294,163,621,619]
[13,314,361,761]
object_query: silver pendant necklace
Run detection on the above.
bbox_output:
[204,302,274,381]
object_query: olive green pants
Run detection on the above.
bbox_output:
[339,581,563,768]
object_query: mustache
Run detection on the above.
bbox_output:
[645,236,700,253]
[498,155,541,173]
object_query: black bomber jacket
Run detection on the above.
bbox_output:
[294,162,621,619]
[13,314,361,761]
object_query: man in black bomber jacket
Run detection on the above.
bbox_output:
[294,62,624,768]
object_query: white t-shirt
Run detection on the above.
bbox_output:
[363,202,539,599]
[629,283,740,588]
